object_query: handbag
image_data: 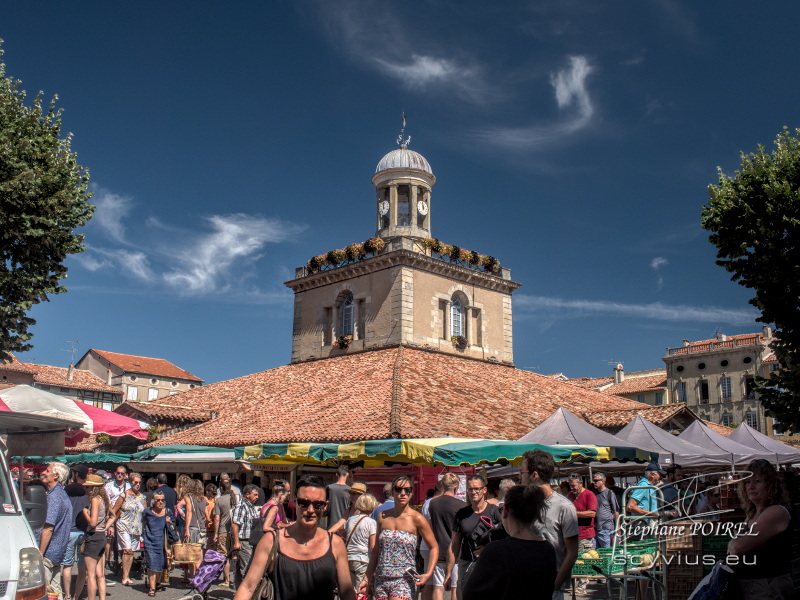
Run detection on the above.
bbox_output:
[688,562,740,600]
[166,519,180,545]
[345,515,368,549]
[172,542,203,564]
[250,530,280,600]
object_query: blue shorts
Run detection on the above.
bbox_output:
[63,531,86,566]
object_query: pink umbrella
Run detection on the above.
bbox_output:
[73,401,148,440]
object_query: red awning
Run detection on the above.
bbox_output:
[74,401,148,440]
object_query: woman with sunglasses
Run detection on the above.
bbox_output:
[142,491,172,596]
[234,474,354,600]
[113,472,146,586]
[727,459,792,599]
[359,475,438,600]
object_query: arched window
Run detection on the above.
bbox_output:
[340,293,354,336]
[450,296,464,337]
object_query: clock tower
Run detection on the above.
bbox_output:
[285,119,520,365]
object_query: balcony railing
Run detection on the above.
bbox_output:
[665,335,762,356]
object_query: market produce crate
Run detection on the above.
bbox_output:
[664,520,702,551]
[668,576,702,600]
[572,554,610,577]
[702,534,730,574]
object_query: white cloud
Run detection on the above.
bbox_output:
[163,214,303,294]
[472,55,595,149]
[650,257,668,269]
[90,187,133,244]
[316,3,496,106]
[515,295,758,325]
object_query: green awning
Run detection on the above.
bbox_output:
[130,445,228,460]
[235,437,649,468]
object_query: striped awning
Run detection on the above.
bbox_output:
[236,438,651,467]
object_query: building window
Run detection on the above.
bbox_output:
[102,392,114,400]
[451,296,464,338]
[636,393,646,403]
[744,376,756,400]
[655,392,663,406]
[150,378,157,385]
[340,293,354,336]
[130,375,137,381]
[397,185,411,226]
[745,412,757,429]
[676,365,685,373]
[127,386,138,401]
[102,402,112,411]
[722,413,733,427]
[743,356,752,364]
[720,376,732,401]
[148,388,158,401]
[676,382,687,403]
[773,418,785,436]
[169,390,178,396]
[770,363,779,373]
[699,380,709,404]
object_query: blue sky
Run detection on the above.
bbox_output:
[3,2,795,384]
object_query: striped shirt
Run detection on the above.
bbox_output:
[230,497,258,540]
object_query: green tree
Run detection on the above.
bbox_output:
[702,127,800,433]
[0,42,94,360]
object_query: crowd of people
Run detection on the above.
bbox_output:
[21,454,795,600]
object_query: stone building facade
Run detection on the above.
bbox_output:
[663,327,774,433]
[286,138,520,365]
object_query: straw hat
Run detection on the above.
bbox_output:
[348,482,367,495]
[83,474,105,487]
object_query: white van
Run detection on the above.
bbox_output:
[0,439,47,600]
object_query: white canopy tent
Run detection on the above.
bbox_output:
[615,415,731,468]
[727,423,800,465]
[678,420,776,468]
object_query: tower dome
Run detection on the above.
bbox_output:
[375,148,433,176]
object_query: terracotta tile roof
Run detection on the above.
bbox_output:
[24,363,122,394]
[67,434,109,454]
[0,354,38,374]
[90,349,203,383]
[115,401,213,423]
[147,346,646,448]
[702,419,735,436]
[601,374,667,396]
[764,353,777,363]
[582,404,688,428]
[567,376,614,389]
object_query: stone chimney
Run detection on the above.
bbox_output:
[682,339,690,347]
[107,369,112,385]
[716,332,726,342]
[67,364,74,381]
[613,364,625,385]
[762,325,772,338]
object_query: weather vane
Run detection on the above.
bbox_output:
[397,112,411,149]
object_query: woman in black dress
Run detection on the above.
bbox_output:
[462,484,557,600]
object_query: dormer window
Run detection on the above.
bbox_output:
[340,292,354,336]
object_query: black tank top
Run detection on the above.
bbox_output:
[733,506,792,579]
[273,531,337,600]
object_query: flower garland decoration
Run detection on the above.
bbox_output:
[420,238,501,274]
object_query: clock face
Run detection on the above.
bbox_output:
[417,200,429,216]
[379,200,390,216]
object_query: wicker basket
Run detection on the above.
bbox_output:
[172,542,203,564]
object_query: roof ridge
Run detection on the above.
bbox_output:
[389,345,404,437]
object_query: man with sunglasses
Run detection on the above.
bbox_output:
[444,475,501,600]
[233,475,354,600]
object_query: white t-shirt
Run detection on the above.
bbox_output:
[105,480,130,507]
[344,514,377,563]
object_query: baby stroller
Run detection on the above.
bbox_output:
[188,549,227,600]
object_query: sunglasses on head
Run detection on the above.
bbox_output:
[296,498,327,510]
[394,485,413,495]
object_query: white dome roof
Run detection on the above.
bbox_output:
[375,148,433,175]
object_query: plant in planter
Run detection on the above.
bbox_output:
[326,248,347,265]
[430,238,444,254]
[334,334,354,349]
[345,243,365,261]
[482,255,500,274]
[450,335,468,350]
[308,254,326,272]
[363,237,386,254]
[420,238,435,250]
[468,250,482,266]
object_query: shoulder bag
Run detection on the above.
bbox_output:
[345,515,368,549]
[250,530,280,600]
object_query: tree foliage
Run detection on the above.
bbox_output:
[701,127,800,433]
[0,42,94,360]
